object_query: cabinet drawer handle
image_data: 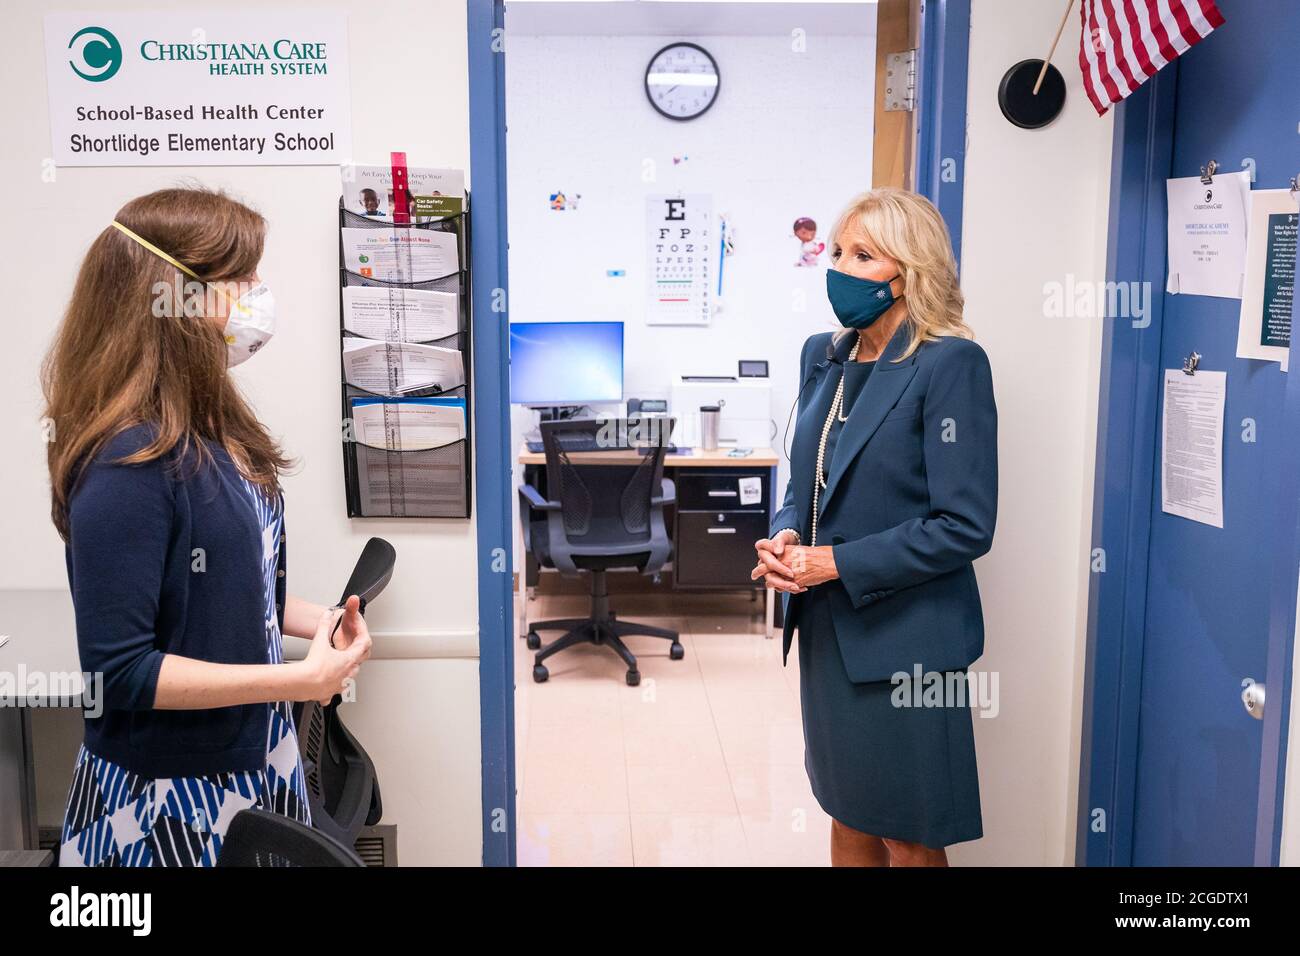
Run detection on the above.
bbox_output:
[707,490,738,497]
[706,527,737,534]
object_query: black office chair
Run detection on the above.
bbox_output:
[292,537,396,849]
[217,808,364,867]
[518,417,684,686]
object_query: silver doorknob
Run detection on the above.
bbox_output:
[1241,680,1265,720]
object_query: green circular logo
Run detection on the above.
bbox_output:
[68,26,122,82]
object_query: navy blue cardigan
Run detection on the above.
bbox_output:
[66,423,288,777]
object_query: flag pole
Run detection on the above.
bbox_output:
[1034,0,1078,95]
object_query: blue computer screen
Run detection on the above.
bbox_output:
[509,321,624,405]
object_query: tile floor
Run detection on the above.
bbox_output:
[514,586,832,866]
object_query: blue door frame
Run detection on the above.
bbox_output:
[467,0,515,867]
[464,0,971,867]
[1077,67,1300,866]
[914,0,970,267]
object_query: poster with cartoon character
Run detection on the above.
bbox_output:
[793,216,824,267]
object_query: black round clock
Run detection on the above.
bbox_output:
[645,42,720,121]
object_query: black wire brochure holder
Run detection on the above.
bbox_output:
[338,194,472,518]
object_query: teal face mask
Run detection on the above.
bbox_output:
[826,268,900,330]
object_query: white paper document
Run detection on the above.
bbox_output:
[1166,171,1250,298]
[343,338,464,394]
[738,476,762,506]
[350,398,466,451]
[341,227,458,283]
[1161,369,1226,528]
[342,286,459,342]
[1236,188,1296,371]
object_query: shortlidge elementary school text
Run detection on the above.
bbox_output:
[68,104,335,157]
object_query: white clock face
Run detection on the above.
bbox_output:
[645,43,720,121]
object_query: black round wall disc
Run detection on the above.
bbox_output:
[998,58,1066,129]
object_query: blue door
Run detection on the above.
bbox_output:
[1083,0,1300,866]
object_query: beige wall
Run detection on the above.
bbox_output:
[952,0,1113,865]
[0,0,483,865]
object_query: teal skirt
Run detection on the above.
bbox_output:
[797,583,983,849]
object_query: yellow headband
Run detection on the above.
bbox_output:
[110,220,201,281]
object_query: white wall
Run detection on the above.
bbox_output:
[0,0,481,865]
[504,8,877,565]
[954,0,1113,865]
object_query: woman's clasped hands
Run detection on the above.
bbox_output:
[751,530,840,593]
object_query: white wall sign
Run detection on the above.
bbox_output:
[43,11,353,166]
[1236,188,1296,371]
[646,193,712,326]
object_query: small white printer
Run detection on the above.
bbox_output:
[670,376,773,449]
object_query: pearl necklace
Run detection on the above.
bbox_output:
[810,338,861,546]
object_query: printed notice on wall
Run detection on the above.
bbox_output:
[1161,369,1226,528]
[1166,171,1249,298]
[1236,188,1296,371]
[43,11,352,166]
[647,194,711,326]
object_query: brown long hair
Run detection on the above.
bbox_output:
[42,186,290,539]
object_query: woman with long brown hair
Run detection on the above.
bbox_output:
[44,186,372,867]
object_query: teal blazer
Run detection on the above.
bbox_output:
[770,324,997,683]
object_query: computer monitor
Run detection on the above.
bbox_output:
[509,321,624,407]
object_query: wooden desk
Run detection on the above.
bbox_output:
[516,446,779,638]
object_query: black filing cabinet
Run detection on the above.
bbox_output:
[672,470,770,589]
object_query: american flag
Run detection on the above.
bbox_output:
[1078,0,1225,115]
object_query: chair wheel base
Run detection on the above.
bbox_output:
[526,631,541,650]
[533,664,549,683]
[626,669,641,687]
[669,642,685,661]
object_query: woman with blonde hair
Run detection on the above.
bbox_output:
[44,186,372,866]
[752,187,997,866]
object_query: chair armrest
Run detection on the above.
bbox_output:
[518,483,560,511]
[651,477,676,507]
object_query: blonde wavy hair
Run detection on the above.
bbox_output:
[828,187,971,360]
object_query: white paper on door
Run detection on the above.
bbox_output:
[1235,187,1296,371]
[1160,368,1226,528]
[1166,171,1249,298]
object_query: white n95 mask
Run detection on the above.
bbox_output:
[108,219,276,368]
[222,282,276,367]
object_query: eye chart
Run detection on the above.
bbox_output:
[646,193,712,326]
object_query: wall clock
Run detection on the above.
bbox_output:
[645,42,720,121]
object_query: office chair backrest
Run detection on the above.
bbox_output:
[539,417,673,546]
[217,808,365,867]
[293,537,395,850]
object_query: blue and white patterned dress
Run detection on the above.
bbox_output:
[59,480,311,867]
